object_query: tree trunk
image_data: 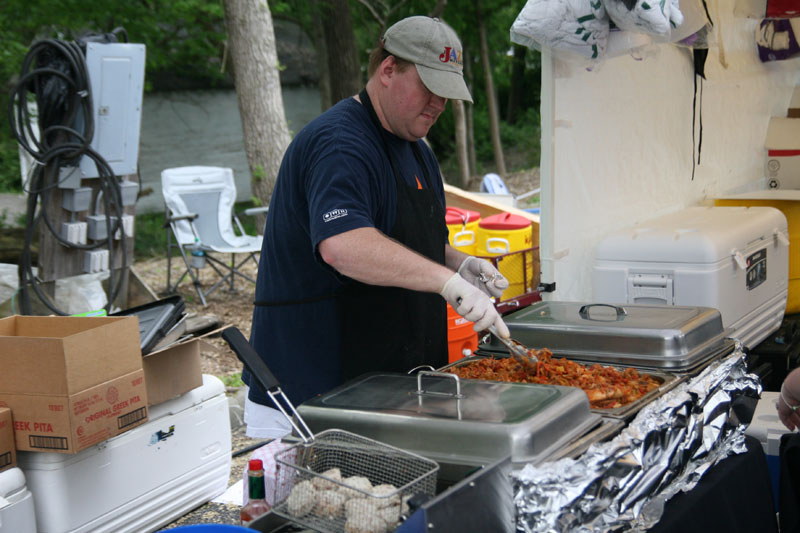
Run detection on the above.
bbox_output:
[310,0,333,111]
[321,0,362,104]
[463,54,477,178]
[223,0,291,224]
[452,100,470,189]
[506,44,526,124]
[476,0,506,175]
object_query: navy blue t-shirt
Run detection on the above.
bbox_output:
[247,96,446,404]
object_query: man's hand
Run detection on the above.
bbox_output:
[439,273,510,337]
[457,256,509,298]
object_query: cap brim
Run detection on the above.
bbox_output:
[415,64,473,103]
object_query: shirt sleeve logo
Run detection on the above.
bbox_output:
[323,208,348,222]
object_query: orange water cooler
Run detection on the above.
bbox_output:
[446,303,478,363]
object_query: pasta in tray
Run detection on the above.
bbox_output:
[446,349,661,409]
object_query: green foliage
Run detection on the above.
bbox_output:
[133,211,166,259]
[252,165,267,183]
[1,0,543,194]
[0,135,22,193]
[219,372,244,388]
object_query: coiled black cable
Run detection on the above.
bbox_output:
[9,36,129,316]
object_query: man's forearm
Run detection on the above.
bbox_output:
[319,227,454,293]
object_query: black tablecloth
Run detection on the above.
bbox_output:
[780,432,800,533]
[649,435,777,533]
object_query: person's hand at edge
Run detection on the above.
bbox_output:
[439,273,510,337]
[778,367,800,431]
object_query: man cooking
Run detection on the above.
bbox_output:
[243,16,510,438]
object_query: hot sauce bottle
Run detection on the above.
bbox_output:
[241,458,271,525]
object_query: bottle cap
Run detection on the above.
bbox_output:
[249,459,264,471]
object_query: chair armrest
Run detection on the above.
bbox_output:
[164,212,198,228]
[238,206,269,217]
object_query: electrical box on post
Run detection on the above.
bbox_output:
[79,42,146,179]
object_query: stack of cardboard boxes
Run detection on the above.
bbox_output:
[0,314,207,533]
[0,315,203,457]
[766,86,800,189]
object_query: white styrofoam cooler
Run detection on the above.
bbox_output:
[17,374,232,533]
[593,206,789,348]
[0,467,36,533]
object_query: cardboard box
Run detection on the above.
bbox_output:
[765,117,800,189]
[0,407,15,473]
[0,316,148,453]
[790,86,800,118]
[142,338,203,406]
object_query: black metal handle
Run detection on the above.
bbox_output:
[578,303,627,320]
[221,327,280,392]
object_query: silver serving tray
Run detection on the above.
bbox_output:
[438,354,687,420]
[297,371,601,468]
[491,301,730,371]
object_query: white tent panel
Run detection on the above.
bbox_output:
[539,1,800,301]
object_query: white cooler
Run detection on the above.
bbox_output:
[593,206,789,348]
[0,467,36,533]
[18,374,232,533]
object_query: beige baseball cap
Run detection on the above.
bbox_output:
[383,16,473,103]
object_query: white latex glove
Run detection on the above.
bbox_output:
[439,273,510,337]
[457,256,509,299]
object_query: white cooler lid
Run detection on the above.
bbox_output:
[595,206,788,263]
[0,467,26,506]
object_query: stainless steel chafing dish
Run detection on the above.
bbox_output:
[438,356,683,420]
[485,301,735,373]
[297,371,617,475]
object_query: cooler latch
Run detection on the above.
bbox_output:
[627,273,674,305]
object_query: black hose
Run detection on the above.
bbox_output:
[9,36,129,316]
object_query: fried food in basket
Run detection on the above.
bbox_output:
[447,349,661,409]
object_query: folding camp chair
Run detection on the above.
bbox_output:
[161,166,267,306]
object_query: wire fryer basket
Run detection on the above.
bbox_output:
[271,429,439,533]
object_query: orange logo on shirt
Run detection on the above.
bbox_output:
[415,175,423,189]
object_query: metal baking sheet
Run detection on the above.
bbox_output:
[438,355,687,420]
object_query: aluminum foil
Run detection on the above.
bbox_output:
[512,343,760,532]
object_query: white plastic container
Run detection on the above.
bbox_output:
[593,206,789,348]
[18,374,231,533]
[0,467,36,533]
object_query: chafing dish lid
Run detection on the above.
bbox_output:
[298,372,600,466]
[492,301,727,367]
[308,373,565,423]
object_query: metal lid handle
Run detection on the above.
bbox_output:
[579,303,627,320]
[415,371,464,399]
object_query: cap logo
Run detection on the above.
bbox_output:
[438,47,463,66]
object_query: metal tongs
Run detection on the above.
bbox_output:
[490,324,538,365]
[462,271,539,365]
